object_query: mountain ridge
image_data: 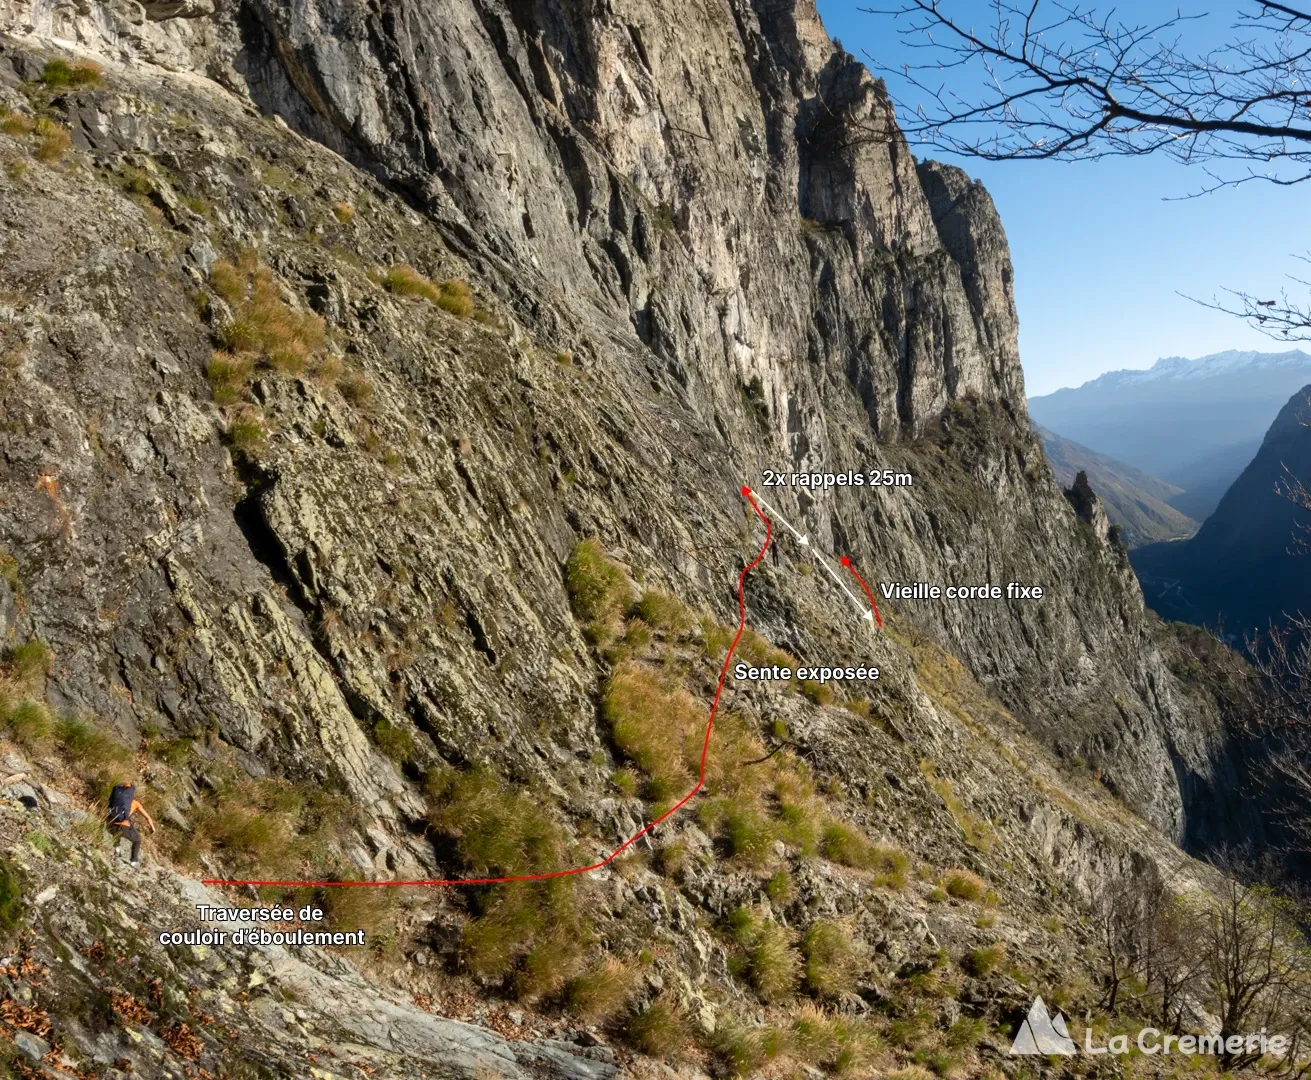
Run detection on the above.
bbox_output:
[1132,384,1311,638]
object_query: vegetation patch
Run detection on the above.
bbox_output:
[565,539,631,627]
[566,957,639,1023]
[379,265,476,318]
[602,664,702,801]
[211,254,327,376]
[803,920,858,999]
[33,119,71,162]
[961,942,1005,977]
[941,868,988,902]
[624,993,690,1059]
[0,859,22,936]
[38,58,103,88]
[426,764,586,991]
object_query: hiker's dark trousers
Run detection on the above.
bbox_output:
[112,823,141,862]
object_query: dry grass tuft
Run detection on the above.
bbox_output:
[210,255,327,377]
[802,920,858,999]
[380,265,476,318]
[602,664,702,801]
[565,957,640,1023]
[33,119,71,162]
[941,868,988,902]
[624,993,690,1059]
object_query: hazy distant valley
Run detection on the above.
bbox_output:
[1032,350,1311,639]
[1029,349,1311,522]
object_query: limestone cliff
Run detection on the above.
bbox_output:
[0,2,1278,1076]
[0,0,1252,843]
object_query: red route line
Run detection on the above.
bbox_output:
[839,556,883,628]
[202,487,773,889]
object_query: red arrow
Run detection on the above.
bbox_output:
[839,555,883,627]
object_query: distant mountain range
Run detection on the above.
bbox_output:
[1029,349,1311,521]
[1035,425,1199,547]
[1131,385,1311,639]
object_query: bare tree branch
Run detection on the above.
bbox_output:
[862,1,1311,178]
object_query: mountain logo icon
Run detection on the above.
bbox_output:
[1009,997,1078,1055]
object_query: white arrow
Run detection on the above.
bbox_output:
[749,491,809,547]
[812,553,872,620]
[746,487,873,626]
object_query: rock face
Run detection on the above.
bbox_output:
[0,0,1256,846]
[0,2,1281,1073]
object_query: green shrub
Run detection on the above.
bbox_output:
[39,58,103,88]
[699,616,735,659]
[624,993,689,1059]
[3,639,52,686]
[820,820,873,868]
[565,539,630,623]
[371,719,416,764]
[802,920,858,999]
[630,590,687,632]
[566,958,639,1023]
[942,868,987,902]
[962,943,1005,977]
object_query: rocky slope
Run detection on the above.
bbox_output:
[0,1,1286,1076]
[0,0,1252,846]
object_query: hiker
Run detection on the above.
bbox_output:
[770,538,781,567]
[106,782,155,868]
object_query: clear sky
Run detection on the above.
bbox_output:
[815,1,1311,396]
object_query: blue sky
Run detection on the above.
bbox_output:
[815,1,1311,396]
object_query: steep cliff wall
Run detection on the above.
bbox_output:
[0,0,1254,846]
[0,2,1283,1074]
